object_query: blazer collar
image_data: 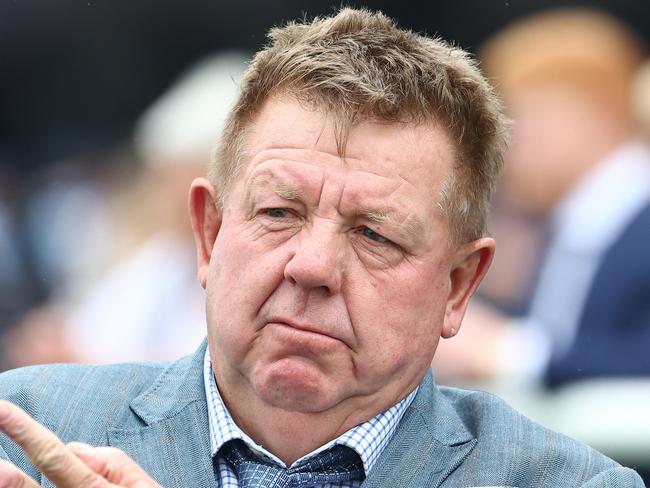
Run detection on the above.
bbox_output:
[361,371,476,488]
[108,344,474,488]
[108,339,216,487]
[128,339,208,424]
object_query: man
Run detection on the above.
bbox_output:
[0,8,644,487]
[434,8,650,389]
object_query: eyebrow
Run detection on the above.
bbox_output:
[359,207,426,245]
[248,173,303,198]
[362,209,389,223]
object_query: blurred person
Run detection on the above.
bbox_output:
[0,158,117,370]
[434,8,650,387]
[0,201,26,330]
[1,8,643,486]
[472,193,548,316]
[0,181,36,370]
[3,53,249,369]
[62,52,250,363]
[22,161,117,302]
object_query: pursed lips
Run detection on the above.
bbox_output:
[266,317,349,347]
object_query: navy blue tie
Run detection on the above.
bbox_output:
[221,439,365,487]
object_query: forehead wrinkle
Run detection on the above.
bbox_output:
[246,173,273,200]
[248,175,303,201]
[246,164,306,195]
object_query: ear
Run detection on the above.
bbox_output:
[188,178,222,289]
[441,237,495,339]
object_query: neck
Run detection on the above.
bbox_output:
[218,380,376,465]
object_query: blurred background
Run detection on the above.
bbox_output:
[1,0,650,481]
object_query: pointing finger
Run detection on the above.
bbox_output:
[0,401,105,488]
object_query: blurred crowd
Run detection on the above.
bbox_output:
[2,5,650,382]
[1,5,650,474]
[0,51,250,368]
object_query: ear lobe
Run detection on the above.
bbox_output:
[441,238,495,339]
[188,178,222,289]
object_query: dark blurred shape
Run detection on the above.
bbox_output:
[2,1,650,173]
[0,166,35,343]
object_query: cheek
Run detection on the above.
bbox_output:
[348,263,448,368]
[206,224,291,329]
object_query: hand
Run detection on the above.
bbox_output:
[0,400,161,487]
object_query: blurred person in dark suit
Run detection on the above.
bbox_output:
[434,8,650,387]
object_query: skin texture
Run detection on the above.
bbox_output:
[189,97,494,464]
[0,97,494,484]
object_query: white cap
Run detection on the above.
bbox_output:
[134,51,249,168]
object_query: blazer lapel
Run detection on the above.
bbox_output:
[107,341,216,487]
[104,350,473,487]
[362,372,476,488]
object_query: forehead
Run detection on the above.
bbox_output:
[248,98,453,166]
[237,97,455,214]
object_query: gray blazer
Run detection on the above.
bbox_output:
[0,341,643,487]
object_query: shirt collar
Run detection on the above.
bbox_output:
[203,347,417,474]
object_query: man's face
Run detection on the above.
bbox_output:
[191,97,492,421]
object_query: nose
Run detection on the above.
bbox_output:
[283,223,343,294]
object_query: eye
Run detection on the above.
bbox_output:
[266,208,288,218]
[361,226,388,243]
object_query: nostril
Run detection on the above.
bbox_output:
[285,272,297,285]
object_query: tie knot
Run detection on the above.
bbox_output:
[221,439,365,487]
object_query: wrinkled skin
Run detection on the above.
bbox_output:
[189,97,494,462]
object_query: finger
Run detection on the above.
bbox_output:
[68,444,162,487]
[0,459,40,488]
[0,401,104,487]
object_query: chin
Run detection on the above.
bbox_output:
[252,357,344,413]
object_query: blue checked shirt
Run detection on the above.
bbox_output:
[203,349,417,488]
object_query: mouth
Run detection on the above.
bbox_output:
[267,318,343,345]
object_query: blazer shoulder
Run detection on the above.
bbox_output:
[582,466,646,487]
[437,386,636,486]
[0,361,169,479]
[0,361,167,431]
